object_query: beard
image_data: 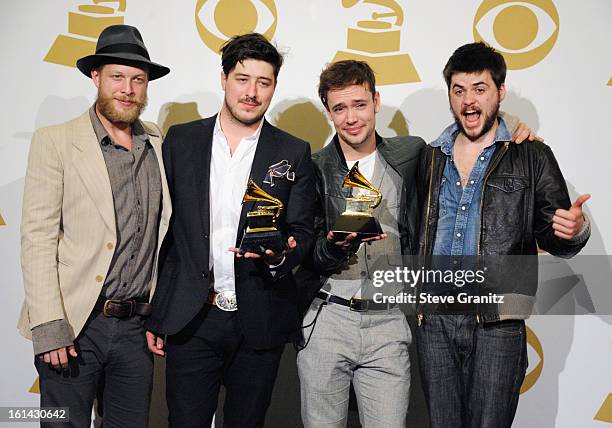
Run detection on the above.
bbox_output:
[224,96,264,126]
[96,90,147,126]
[453,101,500,142]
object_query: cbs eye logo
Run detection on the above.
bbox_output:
[520,325,544,394]
[195,0,278,54]
[473,0,559,69]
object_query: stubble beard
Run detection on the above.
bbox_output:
[224,97,265,127]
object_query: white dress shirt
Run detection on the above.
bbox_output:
[209,115,263,294]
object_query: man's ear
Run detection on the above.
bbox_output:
[373,91,381,114]
[498,83,506,102]
[91,68,101,89]
[221,71,227,91]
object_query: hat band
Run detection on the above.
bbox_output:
[96,43,151,60]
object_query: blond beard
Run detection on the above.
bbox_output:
[96,90,147,126]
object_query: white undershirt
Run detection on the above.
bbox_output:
[209,115,263,294]
[344,150,377,298]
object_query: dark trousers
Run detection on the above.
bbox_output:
[166,305,284,428]
[35,311,153,428]
[416,315,528,428]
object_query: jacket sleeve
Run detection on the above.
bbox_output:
[146,126,177,334]
[20,127,73,346]
[533,144,590,257]
[311,164,356,276]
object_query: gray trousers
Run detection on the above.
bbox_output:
[297,299,411,428]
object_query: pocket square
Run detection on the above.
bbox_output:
[263,160,295,187]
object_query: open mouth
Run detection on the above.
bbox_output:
[463,109,481,126]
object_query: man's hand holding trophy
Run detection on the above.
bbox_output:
[229,178,296,266]
[328,162,387,251]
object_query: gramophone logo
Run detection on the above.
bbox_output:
[608,77,612,86]
[520,325,544,394]
[195,0,278,54]
[0,213,5,226]
[473,0,559,70]
[332,0,420,86]
[595,393,612,423]
[44,0,126,68]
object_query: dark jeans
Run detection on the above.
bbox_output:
[416,315,527,428]
[165,305,284,428]
[35,311,153,428]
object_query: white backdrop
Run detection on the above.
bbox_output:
[1,1,611,427]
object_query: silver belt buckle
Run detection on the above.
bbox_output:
[216,290,238,311]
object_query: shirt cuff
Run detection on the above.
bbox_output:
[31,319,75,355]
[569,213,591,244]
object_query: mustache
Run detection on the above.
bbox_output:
[461,105,481,114]
[240,96,260,105]
[115,96,147,108]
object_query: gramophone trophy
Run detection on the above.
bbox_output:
[238,178,287,255]
[331,162,384,239]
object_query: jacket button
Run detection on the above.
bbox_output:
[95,275,104,283]
[201,271,208,279]
[203,234,208,240]
[106,242,114,250]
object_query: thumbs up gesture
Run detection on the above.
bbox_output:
[552,194,590,240]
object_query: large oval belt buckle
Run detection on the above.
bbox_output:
[216,290,238,311]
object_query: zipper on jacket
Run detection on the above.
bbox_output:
[424,153,435,251]
[476,141,509,323]
[419,153,436,327]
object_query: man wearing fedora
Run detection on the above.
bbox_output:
[18,25,171,427]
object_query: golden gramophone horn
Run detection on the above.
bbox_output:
[342,162,382,209]
[242,178,283,220]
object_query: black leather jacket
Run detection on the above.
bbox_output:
[417,139,589,320]
[296,134,425,309]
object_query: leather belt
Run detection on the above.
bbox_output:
[434,301,477,315]
[207,290,238,311]
[94,297,152,318]
[317,291,395,312]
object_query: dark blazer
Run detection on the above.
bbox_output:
[146,115,315,350]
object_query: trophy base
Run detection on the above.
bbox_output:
[332,214,384,240]
[239,230,287,255]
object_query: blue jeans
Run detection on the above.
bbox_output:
[415,315,527,428]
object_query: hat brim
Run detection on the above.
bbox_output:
[76,52,170,81]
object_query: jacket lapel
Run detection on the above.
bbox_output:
[236,120,277,243]
[197,117,215,237]
[71,111,116,233]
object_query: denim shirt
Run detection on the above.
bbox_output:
[432,119,511,257]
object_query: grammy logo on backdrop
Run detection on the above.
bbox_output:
[332,162,384,239]
[239,178,286,255]
[333,0,420,85]
[45,0,126,67]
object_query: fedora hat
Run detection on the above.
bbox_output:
[76,25,170,80]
